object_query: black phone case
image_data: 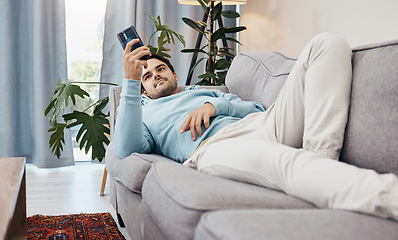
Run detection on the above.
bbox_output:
[117,26,149,60]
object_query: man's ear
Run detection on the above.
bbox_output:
[142,89,151,98]
[174,72,178,81]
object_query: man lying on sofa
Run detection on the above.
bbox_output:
[114,33,398,221]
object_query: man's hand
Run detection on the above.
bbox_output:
[180,103,216,141]
[123,39,152,80]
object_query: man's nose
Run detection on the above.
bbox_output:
[154,74,161,80]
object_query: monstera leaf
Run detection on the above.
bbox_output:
[45,80,111,162]
[62,98,110,162]
[48,123,68,159]
[45,79,90,128]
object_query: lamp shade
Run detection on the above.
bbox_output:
[178,0,246,5]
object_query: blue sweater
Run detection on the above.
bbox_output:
[114,79,265,163]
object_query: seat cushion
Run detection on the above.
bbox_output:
[105,142,173,193]
[340,39,398,175]
[142,161,314,240]
[194,209,398,240]
[225,51,296,109]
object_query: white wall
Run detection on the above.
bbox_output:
[239,0,398,57]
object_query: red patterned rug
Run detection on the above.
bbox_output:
[27,212,125,240]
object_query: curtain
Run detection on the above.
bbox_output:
[0,0,74,168]
[100,0,237,97]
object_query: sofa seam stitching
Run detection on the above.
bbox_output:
[239,52,296,77]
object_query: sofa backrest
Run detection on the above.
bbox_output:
[225,41,398,176]
[226,51,296,109]
[340,40,398,175]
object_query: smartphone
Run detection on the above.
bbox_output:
[117,26,150,60]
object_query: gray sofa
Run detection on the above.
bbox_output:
[105,39,398,240]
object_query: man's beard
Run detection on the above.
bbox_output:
[154,80,177,99]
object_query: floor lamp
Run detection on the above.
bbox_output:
[178,0,247,85]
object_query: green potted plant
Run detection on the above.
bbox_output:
[182,0,246,85]
[44,15,185,162]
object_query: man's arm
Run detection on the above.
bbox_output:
[114,39,153,158]
[180,89,265,141]
[114,79,153,158]
[206,90,265,117]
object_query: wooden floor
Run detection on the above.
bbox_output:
[26,162,131,239]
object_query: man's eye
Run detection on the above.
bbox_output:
[159,67,165,71]
[145,75,150,81]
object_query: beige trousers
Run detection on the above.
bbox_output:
[184,33,398,220]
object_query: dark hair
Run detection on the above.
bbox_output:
[147,53,175,73]
[141,53,175,91]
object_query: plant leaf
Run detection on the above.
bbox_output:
[218,46,235,51]
[146,15,186,57]
[223,37,242,45]
[44,99,56,116]
[215,59,230,70]
[198,72,216,79]
[148,45,158,53]
[156,43,172,58]
[206,58,215,72]
[225,26,247,34]
[195,79,212,86]
[158,31,167,48]
[48,123,67,159]
[198,0,208,12]
[44,79,90,128]
[158,51,172,58]
[63,110,110,162]
[182,17,205,34]
[221,10,240,18]
[216,71,227,85]
[157,15,162,26]
[212,2,222,21]
[94,97,109,115]
[211,28,227,42]
[188,57,206,76]
[181,48,208,54]
[218,50,236,59]
[174,32,186,47]
[147,14,159,28]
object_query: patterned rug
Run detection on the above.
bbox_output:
[27,212,125,240]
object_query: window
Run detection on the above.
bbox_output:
[65,0,107,161]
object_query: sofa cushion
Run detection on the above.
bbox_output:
[340,40,398,175]
[142,161,314,240]
[225,51,296,109]
[194,209,398,240]
[105,142,173,194]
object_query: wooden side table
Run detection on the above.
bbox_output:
[0,157,26,240]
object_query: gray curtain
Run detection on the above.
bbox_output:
[100,0,237,97]
[0,0,74,168]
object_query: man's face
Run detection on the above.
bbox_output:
[141,58,179,99]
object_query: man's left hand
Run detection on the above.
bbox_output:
[180,103,216,141]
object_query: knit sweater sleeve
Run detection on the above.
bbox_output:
[114,79,153,158]
[205,89,265,118]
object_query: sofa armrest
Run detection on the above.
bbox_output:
[109,86,122,141]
